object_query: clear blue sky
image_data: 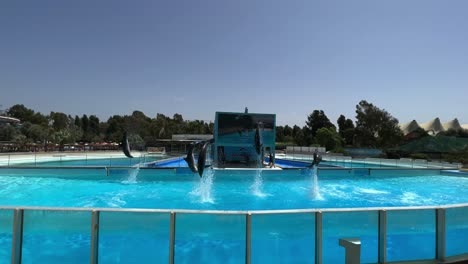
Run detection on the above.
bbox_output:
[1,0,467,126]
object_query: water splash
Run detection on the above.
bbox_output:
[310,166,323,200]
[251,169,268,197]
[123,166,140,184]
[191,167,215,203]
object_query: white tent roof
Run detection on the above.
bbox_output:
[401,118,468,135]
[443,118,463,131]
[400,120,422,135]
[420,118,445,134]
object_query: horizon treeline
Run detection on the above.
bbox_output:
[4,100,465,152]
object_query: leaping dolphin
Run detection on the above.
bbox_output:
[308,149,322,167]
[254,123,263,155]
[197,141,210,177]
[184,142,199,174]
[122,132,133,158]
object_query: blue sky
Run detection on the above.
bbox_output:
[1,0,467,126]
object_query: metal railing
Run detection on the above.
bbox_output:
[1,152,463,170]
[277,153,462,169]
[4,203,468,264]
[0,152,168,167]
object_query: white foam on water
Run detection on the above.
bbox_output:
[251,169,269,198]
[400,192,420,205]
[107,191,128,207]
[356,187,389,195]
[324,184,352,199]
[190,167,215,204]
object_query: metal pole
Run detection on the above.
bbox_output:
[315,211,322,264]
[11,209,24,264]
[245,213,251,264]
[169,212,176,264]
[378,210,387,263]
[436,208,446,262]
[90,210,100,264]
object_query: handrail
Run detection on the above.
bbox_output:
[1,202,468,214]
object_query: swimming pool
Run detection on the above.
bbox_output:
[0,166,468,263]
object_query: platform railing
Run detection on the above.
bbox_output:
[0,152,167,167]
[277,153,462,169]
[4,203,468,264]
[1,152,463,170]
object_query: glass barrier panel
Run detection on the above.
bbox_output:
[251,213,315,263]
[0,209,13,260]
[387,209,435,262]
[22,210,91,263]
[175,213,245,263]
[323,211,378,264]
[446,207,468,257]
[99,211,169,263]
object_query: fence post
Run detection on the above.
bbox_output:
[379,210,387,263]
[90,210,100,264]
[246,213,252,264]
[315,211,322,264]
[11,209,24,264]
[169,212,176,264]
[436,208,446,262]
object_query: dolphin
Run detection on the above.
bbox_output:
[254,123,263,155]
[184,142,199,174]
[308,150,322,167]
[313,152,322,166]
[197,141,210,177]
[122,132,133,158]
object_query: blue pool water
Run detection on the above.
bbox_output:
[1,168,468,209]
[0,168,467,263]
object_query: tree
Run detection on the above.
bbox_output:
[74,115,81,128]
[315,127,344,151]
[105,115,125,142]
[354,100,403,148]
[88,115,101,141]
[7,104,35,122]
[21,123,48,143]
[337,115,355,145]
[293,128,307,146]
[305,110,336,138]
[13,134,31,150]
[276,126,285,142]
[0,125,18,141]
[49,112,69,131]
